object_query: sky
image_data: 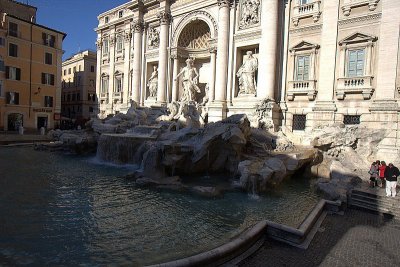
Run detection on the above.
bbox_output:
[16,0,129,60]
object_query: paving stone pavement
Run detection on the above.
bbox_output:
[239,208,400,267]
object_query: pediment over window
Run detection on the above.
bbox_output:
[114,70,123,76]
[289,41,320,52]
[339,32,377,45]
[101,73,109,77]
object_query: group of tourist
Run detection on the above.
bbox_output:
[369,160,400,197]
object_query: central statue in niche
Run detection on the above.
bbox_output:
[174,58,200,102]
[237,51,258,95]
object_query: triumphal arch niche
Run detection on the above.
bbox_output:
[170,13,217,105]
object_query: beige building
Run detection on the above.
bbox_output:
[0,0,66,131]
[61,50,97,125]
[95,0,400,158]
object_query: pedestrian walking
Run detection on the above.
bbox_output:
[384,163,399,197]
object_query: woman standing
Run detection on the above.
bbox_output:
[369,162,379,187]
[378,161,387,188]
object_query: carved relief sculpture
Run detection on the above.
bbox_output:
[147,65,158,99]
[148,27,160,48]
[237,51,258,95]
[239,0,261,29]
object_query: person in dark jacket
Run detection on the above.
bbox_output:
[384,163,400,197]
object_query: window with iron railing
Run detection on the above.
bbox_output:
[292,114,307,131]
[343,115,360,125]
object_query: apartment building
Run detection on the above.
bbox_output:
[0,0,66,131]
[61,50,97,126]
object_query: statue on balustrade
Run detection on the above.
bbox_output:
[147,65,158,98]
[237,51,258,95]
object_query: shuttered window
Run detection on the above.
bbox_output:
[41,73,55,85]
[296,55,310,81]
[347,49,364,77]
[6,66,21,80]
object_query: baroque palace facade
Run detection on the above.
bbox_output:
[96,0,400,157]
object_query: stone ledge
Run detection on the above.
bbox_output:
[147,199,342,267]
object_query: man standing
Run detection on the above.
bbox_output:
[384,163,399,197]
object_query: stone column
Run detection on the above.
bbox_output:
[369,0,400,162]
[171,55,179,102]
[95,38,102,114]
[123,29,132,110]
[132,20,144,104]
[157,8,171,106]
[310,0,339,126]
[258,0,279,100]
[209,0,230,121]
[108,31,116,114]
[209,47,217,102]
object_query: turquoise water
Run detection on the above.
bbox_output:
[0,147,318,266]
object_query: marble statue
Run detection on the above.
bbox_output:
[174,58,200,102]
[239,0,260,29]
[147,65,158,98]
[148,27,159,48]
[200,83,209,106]
[237,51,258,95]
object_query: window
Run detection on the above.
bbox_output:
[0,57,4,72]
[6,66,21,80]
[42,33,55,47]
[8,22,18,37]
[343,115,361,125]
[67,94,70,101]
[73,67,76,73]
[118,10,123,18]
[89,107,94,113]
[63,69,66,75]
[68,68,71,74]
[6,92,19,105]
[0,37,5,46]
[347,49,365,77]
[292,115,306,131]
[44,96,53,107]
[105,16,109,23]
[72,93,76,101]
[90,65,95,72]
[45,52,52,65]
[88,93,96,101]
[78,65,81,71]
[115,76,123,92]
[9,43,18,57]
[90,79,95,87]
[102,39,109,55]
[41,73,55,85]
[0,80,2,97]
[296,55,310,81]
[77,93,80,101]
[101,77,109,93]
[299,0,310,5]
[116,35,123,53]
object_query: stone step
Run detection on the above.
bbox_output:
[349,198,400,217]
[351,192,400,206]
[352,189,400,202]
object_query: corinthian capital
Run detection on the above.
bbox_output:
[132,20,144,33]
[157,11,172,25]
[218,0,231,8]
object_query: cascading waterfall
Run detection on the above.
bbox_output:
[96,134,150,165]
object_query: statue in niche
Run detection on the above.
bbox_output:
[174,58,200,103]
[239,0,261,29]
[147,65,158,98]
[148,27,160,48]
[237,51,258,95]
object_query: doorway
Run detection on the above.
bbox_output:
[37,116,48,130]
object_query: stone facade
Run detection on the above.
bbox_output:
[95,0,400,160]
[61,50,97,124]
